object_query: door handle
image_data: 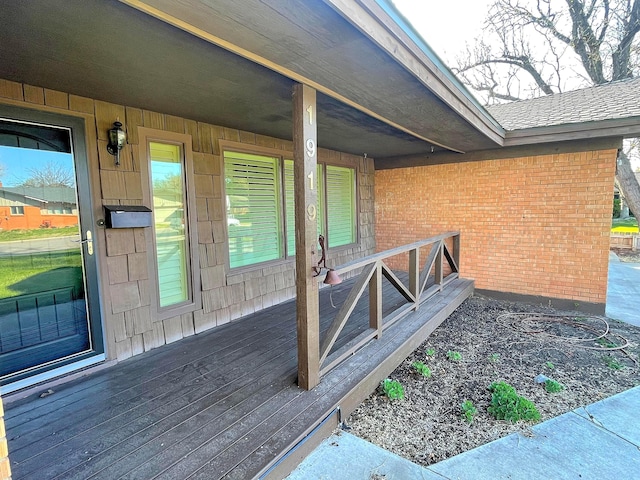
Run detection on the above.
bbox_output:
[85,230,93,255]
[74,230,94,255]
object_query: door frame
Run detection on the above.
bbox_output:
[0,103,106,394]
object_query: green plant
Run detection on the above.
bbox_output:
[382,378,405,400]
[604,356,624,370]
[487,381,541,423]
[425,348,436,356]
[489,353,500,363]
[597,338,618,349]
[447,350,462,361]
[544,361,555,370]
[461,400,477,423]
[411,361,432,377]
[544,379,565,393]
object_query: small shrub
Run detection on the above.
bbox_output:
[604,356,624,370]
[597,337,618,349]
[489,353,500,363]
[412,361,432,377]
[447,350,462,361]
[544,361,555,370]
[488,381,540,423]
[544,379,565,393]
[425,348,436,357]
[461,400,477,423]
[382,378,405,400]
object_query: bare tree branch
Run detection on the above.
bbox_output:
[20,161,74,188]
[611,0,640,79]
[450,0,640,216]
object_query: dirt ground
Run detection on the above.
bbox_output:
[347,294,640,466]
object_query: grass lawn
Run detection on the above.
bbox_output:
[611,217,639,233]
[0,250,82,299]
[0,226,79,242]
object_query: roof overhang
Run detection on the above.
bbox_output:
[0,0,504,160]
[378,116,640,168]
[502,117,640,147]
[376,136,623,169]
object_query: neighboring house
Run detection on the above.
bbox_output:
[0,0,639,477]
[0,186,78,230]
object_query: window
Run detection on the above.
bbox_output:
[10,206,24,215]
[138,127,202,320]
[225,151,283,268]
[224,150,356,269]
[326,165,356,247]
[43,205,74,215]
[139,127,200,320]
[150,142,191,307]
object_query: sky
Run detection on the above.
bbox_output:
[0,146,74,187]
[392,0,492,63]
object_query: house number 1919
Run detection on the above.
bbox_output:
[306,103,316,221]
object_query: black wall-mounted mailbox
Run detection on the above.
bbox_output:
[104,205,153,228]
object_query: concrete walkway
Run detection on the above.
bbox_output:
[606,253,640,327]
[286,386,640,480]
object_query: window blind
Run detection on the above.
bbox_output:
[225,151,283,268]
[326,165,356,247]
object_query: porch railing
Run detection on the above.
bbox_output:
[318,231,460,377]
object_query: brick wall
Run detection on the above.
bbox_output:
[0,206,77,230]
[0,79,375,363]
[375,150,617,305]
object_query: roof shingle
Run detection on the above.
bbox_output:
[486,77,640,131]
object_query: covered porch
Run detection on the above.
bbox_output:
[4,236,473,479]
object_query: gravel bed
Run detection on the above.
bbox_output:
[347,295,640,466]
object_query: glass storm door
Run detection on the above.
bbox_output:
[0,112,102,387]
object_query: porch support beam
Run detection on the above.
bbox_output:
[409,247,420,310]
[293,83,320,390]
[369,262,382,338]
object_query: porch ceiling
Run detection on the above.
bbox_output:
[0,0,499,159]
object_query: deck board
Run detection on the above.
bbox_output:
[8,319,298,456]
[4,274,473,480]
[6,308,296,429]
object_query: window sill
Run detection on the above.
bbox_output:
[227,257,294,276]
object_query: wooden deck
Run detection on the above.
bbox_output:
[4,275,473,480]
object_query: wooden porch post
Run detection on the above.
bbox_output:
[293,83,320,390]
